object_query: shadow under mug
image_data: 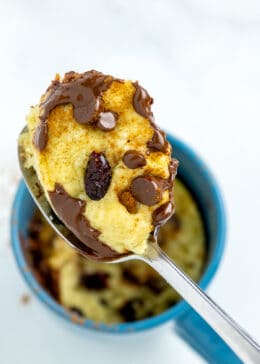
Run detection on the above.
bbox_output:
[11,134,240,363]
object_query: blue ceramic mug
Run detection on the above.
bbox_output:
[11,134,240,363]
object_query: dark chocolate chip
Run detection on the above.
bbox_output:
[146,277,167,294]
[133,82,153,119]
[31,249,43,268]
[122,150,146,169]
[166,299,177,307]
[28,218,42,239]
[80,272,110,290]
[122,268,141,285]
[99,298,108,306]
[152,202,174,226]
[147,129,168,153]
[84,152,112,200]
[144,311,154,319]
[130,175,163,206]
[97,111,117,131]
[119,299,143,322]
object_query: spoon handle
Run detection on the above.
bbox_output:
[144,244,260,364]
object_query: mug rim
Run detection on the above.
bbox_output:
[11,134,227,333]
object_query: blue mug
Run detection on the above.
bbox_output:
[11,134,240,363]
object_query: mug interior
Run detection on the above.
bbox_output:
[11,134,226,333]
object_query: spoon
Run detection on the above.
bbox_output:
[19,127,260,363]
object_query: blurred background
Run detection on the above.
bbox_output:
[1,1,260,363]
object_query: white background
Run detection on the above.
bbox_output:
[1,1,260,363]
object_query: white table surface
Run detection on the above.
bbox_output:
[1,1,260,363]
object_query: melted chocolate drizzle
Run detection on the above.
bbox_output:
[33,122,48,152]
[40,71,112,125]
[48,184,121,260]
[34,71,114,151]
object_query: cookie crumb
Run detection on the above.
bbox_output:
[118,189,138,213]
[21,294,31,305]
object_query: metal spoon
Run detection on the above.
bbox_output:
[18,127,260,363]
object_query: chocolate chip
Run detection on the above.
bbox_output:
[28,217,42,239]
[130,175,162,206]
[119,299,143,322]
[152,202,174,226]
[30,248,43,267]
[166,299,177,307]
[144,311,154,319]
[80,272,110,290]
[99,298,108,306]
[122,268,141,284]
[147,129,168,153]
[146,277,167,293]
[118,189,138,213]
[133,82,153,119]
[97,111,117,131]
[84,152,112,200]
[122,150,146,169]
